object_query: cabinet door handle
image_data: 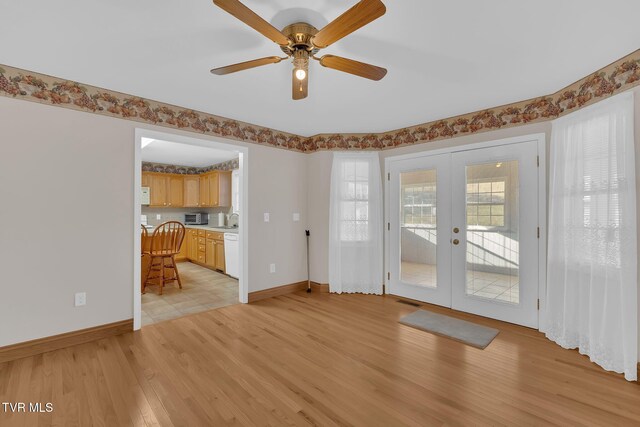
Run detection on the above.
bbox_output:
[452,239,460,245]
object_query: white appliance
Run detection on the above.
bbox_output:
[224,233,239,279]
[141,187,150,205]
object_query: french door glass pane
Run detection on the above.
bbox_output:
[465,160,519,303]
[400,170,437,287]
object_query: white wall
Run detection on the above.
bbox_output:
[0,96,308,347]
[2,88,639,354]
[248,143,308,292]
[306,151,332,284]
[307,87,640,357]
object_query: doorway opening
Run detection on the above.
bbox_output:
[385,134,546,328]
[133,129,249,329]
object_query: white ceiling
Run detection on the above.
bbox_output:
[141,138,238,167]
[2,1,639,136]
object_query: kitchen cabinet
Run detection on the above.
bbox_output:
[185,229,226,273]
[204,231,226,273]
[199,174,211,207]
[141,171,232,208]
[183,175,200,207]
[199,171,232,208]
[214,240,225,271]
[168,175,184,207]
[149,173,168,207]
[176,233,188,261]
[205,238,215,267]
[143,172,185,208]
[186,229,199,260]
[218,171,232,208]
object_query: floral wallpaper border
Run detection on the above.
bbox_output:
[142,158,239,174]
[1,48,640,152]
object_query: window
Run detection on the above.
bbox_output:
[329,152,383,293]
[339,159,370,241]
[545,91,636,381]
[581,115,621,231]
[231,169,240,214]
[401,178,436,227]
[466,178,506,227]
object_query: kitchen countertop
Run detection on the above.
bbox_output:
[143,224,239,234]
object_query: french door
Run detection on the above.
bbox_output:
[388,140,540,328]
[389,154,452,306]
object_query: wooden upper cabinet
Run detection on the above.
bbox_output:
[168,176,184,208]
[183,176,200,208]
[218,171,232,207]
[209,172,220,206]
[199,171,232,207]
[141,170,233,208]
[149,174,169,207]
[199,174,211,207]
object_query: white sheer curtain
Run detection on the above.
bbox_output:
[329,152,383,294]
[543,92,637,381]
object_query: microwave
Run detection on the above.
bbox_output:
[185,213,208,225]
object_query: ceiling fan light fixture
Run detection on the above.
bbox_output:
[210,0,388,100]
[295,68,307,81]
[293,49,309,81]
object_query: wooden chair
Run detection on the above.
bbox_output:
[143,221,186,295]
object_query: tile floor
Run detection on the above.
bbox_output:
[400,261,519,303]
[142,261,239,326]
[401,261,438,287]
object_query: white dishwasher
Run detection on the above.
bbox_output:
[224,233,239,279]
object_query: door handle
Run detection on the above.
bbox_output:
[452,239,460,245]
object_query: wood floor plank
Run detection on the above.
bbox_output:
[1,292,640,426]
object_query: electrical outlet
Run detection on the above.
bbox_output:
[293,213,300,222]
[208,214,211,220]
[269,263,276,273]
[264,213,270,222]
[156,214,161,220]
[75,292,86,307]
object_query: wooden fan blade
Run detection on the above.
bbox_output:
[213,0,290,46]
[311,0,385,49]
[319,55,387,80]
[292,70,308,100]
[211,56,284,75]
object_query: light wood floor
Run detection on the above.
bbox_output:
[1,292,639,426]
[142,261,238,325]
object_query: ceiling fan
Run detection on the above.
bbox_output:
[210,0,388,100]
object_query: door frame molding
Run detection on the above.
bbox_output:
[384,133,547,330]
[133,128,250,331]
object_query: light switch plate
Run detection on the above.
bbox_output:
[270,263,276,273]
[264,213,270,222]
[293,213,300,222]
[156,214,161,220]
